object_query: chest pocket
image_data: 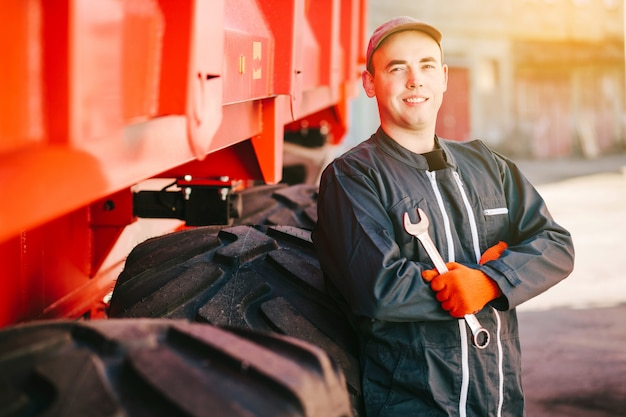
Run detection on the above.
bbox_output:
[479,196,510,244]
[389,196,429,259]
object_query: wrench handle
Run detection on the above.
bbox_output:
[417,234,490,349]
[417,234,449,274]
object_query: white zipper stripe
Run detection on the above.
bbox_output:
[427,170,469,416]
[453,172,481,263]
[451,171,475,417]
[495,308,504,417]
[458,319,469,417]
[426,171,455,262]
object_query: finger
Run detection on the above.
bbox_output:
[449,308,464,318]
[430,276,446,292]
[435,290,449,303]
[479,241,508,265]
[445,262,462,271]
[440,300,453,312]
[422,269,438,283]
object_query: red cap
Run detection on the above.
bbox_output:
[366,16,442,73]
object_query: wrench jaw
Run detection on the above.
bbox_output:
[403,208,430,237]
[472,328,490,349]
[465,314,490,349]
[404,210,449,274]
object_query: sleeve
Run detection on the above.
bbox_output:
[312,160,451,322]
[479,152,575,310]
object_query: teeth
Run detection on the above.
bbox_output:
[405,97,426,103]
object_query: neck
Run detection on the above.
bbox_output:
[382,124,436,154]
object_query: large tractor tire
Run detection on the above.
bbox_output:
[0,318,353,417]
[232,184,318,230]
[108,225,363,416]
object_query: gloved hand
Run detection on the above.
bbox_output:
[421,241,507,318]
[422,263,502,318]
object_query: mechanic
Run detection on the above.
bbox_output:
[312,16,575,417]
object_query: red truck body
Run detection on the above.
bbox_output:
[0,0,366,327]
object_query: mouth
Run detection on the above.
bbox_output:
[404,96,427,104]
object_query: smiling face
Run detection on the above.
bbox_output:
[363,30,448,147]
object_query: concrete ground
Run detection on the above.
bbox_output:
[513,154,626,417]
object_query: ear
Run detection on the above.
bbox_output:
[362,70,376,98]
[442,64,449,93]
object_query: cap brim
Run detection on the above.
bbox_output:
[374,22,442,51]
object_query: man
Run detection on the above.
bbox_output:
[312,16,575,417]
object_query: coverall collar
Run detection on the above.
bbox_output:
[373,128,458,171]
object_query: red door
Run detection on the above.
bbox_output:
[436,67,470,141]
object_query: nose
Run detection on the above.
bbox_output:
[406,69,422,89]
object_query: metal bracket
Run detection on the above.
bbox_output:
[133,177,237,226]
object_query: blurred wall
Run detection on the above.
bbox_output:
[345,0,625,159]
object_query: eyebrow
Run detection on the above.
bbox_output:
[384,56,439,70]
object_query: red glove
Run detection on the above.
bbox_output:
[423,263,501,318]
[421,242,507,318]
[479,241,508,265]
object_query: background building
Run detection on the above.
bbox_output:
[348,0,625,159]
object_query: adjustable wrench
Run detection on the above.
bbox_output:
[403,208,490,349]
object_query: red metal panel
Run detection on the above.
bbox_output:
[258,0,306,118]
[251,96,290,183]
[0,0,367,238]
[185,0,225,158]
[123,0,165,122]
[299,18,322,92]
[0,0,222,240]
[156,1,190,116]
[0,208,94,326]
[0,237,23,327]
[0,147,109,243]
[307,0,341,91]
[0,0,45,154]
[68,0,126,147]
[340,0,367,98]
[166,97,288,185]
[41,0,70,146]
[284,0,366,145]
[257,0,303,93]
[222,0,273,104]
[159,140,263,182]
[157,0,224,158]
[0,0,367,327]
[89,189,136,275]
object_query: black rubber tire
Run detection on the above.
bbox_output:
[108,225,363,416]
[0,318,353,417]
[232,184,318,230]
